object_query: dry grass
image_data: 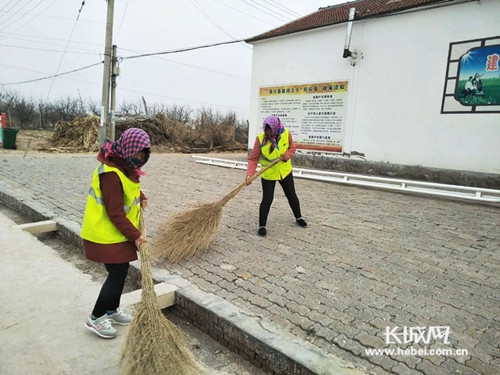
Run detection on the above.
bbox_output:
[121,212,203,375]
[50,116,100,151]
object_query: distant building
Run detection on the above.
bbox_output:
[246,0,500,187]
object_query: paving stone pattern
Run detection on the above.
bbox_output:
[1,152,499,375]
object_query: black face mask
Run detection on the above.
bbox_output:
[131,158,143,167]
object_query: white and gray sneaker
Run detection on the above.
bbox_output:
[85,314,117,339]
[107,307,133,325]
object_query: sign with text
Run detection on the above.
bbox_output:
[258,81,348,152]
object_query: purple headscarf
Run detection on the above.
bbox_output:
[261,116,285,150]
[101,128,151,174]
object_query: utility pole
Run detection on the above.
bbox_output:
[98,0,115,146]
[110,44,119,140]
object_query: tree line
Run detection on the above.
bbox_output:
[0,90,249,145]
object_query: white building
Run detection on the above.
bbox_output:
[246,0,500,187]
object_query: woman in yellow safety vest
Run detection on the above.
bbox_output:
[246,116,307,236]
[81,128,150,339]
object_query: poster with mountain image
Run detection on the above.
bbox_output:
[455,45,500,106]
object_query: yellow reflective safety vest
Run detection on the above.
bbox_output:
[81,164,141,244]
[258,128,293,180]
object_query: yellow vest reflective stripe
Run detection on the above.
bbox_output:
[258,128,293,180]
[81,164,141,244]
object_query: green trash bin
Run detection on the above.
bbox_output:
[2,128,19,149]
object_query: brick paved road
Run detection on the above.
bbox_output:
[1,151,499,375]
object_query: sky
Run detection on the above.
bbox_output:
[0,0,347,120]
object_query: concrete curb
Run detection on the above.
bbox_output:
[0,178,363,375]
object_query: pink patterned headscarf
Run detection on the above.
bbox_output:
[261,116,285,150]
[102,128,151,173]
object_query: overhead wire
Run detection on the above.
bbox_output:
[45,0,86,99]
[190,0,251,50]
[0,61,104,85]
[0,0,41,33]
[115,0,130,42]
[2,0,18,13]
[0,42,99,55]
[117,86,250,112]
[119,47,249,81]
[121,39,246,60]
[245,0,295,20]
[238,0,291,23]
[0,9,103,24]
[0,31,103,48]
[1,34,99,53]
[0,0,58,41]
[0,62,249,112]
[209,0,280,26]
[261,0,301,18]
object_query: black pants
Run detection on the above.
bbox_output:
[260,173,302,227]
[92,262,129,318]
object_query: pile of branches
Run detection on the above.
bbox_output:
[49,116,100,152]
[47,114,247,153]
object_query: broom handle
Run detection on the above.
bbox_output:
[220,157,282,205]
[138,208,155,298]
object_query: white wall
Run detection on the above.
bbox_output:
[248,1,500,174]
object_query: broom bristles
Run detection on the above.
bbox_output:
[121,301,202,375]
[151,180,249,263]
[121,214,204,375]
[151,201,224,263]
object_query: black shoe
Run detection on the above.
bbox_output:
[258,227,267,236]
[296,218,307,227]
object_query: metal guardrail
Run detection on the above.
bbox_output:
[192,156,500,203]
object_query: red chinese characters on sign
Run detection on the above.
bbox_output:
[486,54,499,71]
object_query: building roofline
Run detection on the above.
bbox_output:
[245,0,466,44]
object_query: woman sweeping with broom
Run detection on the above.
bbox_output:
[246,115,307,236]
[81,128,150,339]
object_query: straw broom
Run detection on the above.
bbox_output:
[121,209,203,375]
[151,158,281,263]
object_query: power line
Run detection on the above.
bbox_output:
[0,61,103,85]
[0,0,40,33]
[115,0,130,42]
[238,0,291,23]
[2,0,18,13]
[0,0,59,41]
[46,0,87,99]
[119,47,249,81]
[117,86,250,112]
[0,9,103,24]
[262,0,301,18]
[190,0,251,50]
[77,0,85,20]
[246,0,296,20]
[0,31,103,48]
[122,39,246,60]
[1,35,99,53]
[209,0,280,26]
[0,62,249,113]
[0,42,98,55]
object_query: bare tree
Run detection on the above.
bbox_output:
[87,98,101,116]
[118,100,143,116]
[0,90,19,114]
[13,96,37,128]
[235,119,249,144]
[166,104,192,125]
